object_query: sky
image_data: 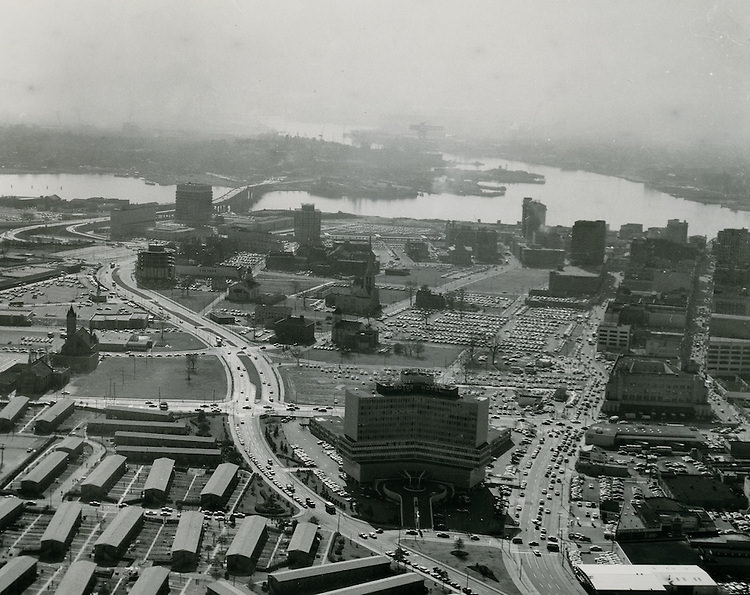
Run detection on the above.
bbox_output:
[0,0,748,145]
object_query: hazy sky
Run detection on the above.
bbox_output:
[1,0,748,144]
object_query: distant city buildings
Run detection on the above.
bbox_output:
[109,202,158,239]
[339,370,491,488]
[175,183,213,227]
[570,220,606,266]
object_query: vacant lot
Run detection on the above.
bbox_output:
[462,267,550,296]
[155,288,222,313]
[65,355,227,401]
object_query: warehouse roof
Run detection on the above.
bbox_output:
[0,497,24,524]
[0,395,29,422]
[207,579,255,595]
[575,564,716,591]
[0,556,36,593]
[35,398,75,425]
[55,436,85,454]
[94,506,143,550]
[116,446,222,460]
[41,501,82,546]
[23,450,68,486]
[270,555,390,584]
[129,565,170,595]
[143,458,175,494]
[171,511,204,556]
[201,463,239,499]
[81,454,127,490]
[114,431,216,446]
[317,573,424,595]
[105,405,173,420]
[88,419,187,433]
[288,522,318,554]
[227,515,267,559]
[54,560,96,595]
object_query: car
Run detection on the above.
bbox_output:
[470,534,480,541]
[529,540,539,546]
[533,549,542,557]
[436,532,450,538]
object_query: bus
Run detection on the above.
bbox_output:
[324,501,336,515]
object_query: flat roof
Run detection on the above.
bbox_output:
[129,565,170,595]
[36,398,75,424]
[0,395,30,422]
[23,450,68,485]
[0,497,24,523]
[89,419,186,431]
[576,564,716,591]
[207,579,255,595]
[0,309,32,315]
[54,560,96,595]
[0,556,36,592]
[317,573,424,595]
[81,454,127,490]
[587,422,701,440]
[94,506,143,549]
[143,458,175,494]
[288,522,318,554]
[114,431,215,445]
[41,501,83,545]
[270,555,390,584]
[105,405,173,420]
[227,516,267,559]
[171,511,204,556]
[116,446,222,459]
[201,463,239,499]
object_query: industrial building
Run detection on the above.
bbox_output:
[573,564,717,595]
[0,395,29,430]
[105,405,175,422]
[226,515,268,574]
[40,501,83,558]
[143,458,175,504]
[585,422,706,450]
[53,560,97,595]
[175,182,213,227]
[286,522,319,567]
[113,431,216,449]
[93,506,144,564]
[0,556,37,594]
[116,446,222,465]
[0,498,24,530]
[20,450,69,496]
[268,556,392,595]
[316,574,425,595]
[88,312,149,330]
[200,463,239,509]
[128,565,170,595]
[34,398,76,434]
[54,436,85,457]
[207,579,253,595]
[87,419,186,436]
[339,370,491,489]
[80,454,127,501]
[171,511,204,570]
[0,308,32,326]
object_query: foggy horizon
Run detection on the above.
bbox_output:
[0,0,748,147]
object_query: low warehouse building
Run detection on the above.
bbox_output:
[286,522,319,567]
[53,560,96,595]
[113,431,216,449]
[34,398,75,434]
[20,450,69,496]
[0,498,24,530]
[80,454,127,501]
[128,565,170,595]
[171,511,204,570]
[574,564,717,594]
[116,446,222,466]
[317,574,425,595]
[143,458,175,504]
[0,556,37,594]
[104,405,174,422]
[94,506,144,564]
[0,395,30,430]
[54,436,85,457]
[207,579,254,595]
[200,463,239,509]
[268,555,392,595]
[87,419,187,436]
[40,501,83,558]
[226,515,268,574]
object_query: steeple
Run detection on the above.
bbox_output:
[66,305,77,339]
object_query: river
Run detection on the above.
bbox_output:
[0,157,746,238]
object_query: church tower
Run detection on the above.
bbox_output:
[66,305,77,339]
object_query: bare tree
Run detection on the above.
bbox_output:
[289,345,303,366]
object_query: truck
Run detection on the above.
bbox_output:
[159,402,169,410]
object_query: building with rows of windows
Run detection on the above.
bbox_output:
[339,370,490,488]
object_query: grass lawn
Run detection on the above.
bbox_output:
[406,541,522,595]
[154,288,222,313]
[150,330,209,351]
[65,355,227,402]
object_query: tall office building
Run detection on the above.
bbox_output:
[136,244,175,287]
[339,370,490,488]
[293,203,322,246]
[714,228,750,269]
[570,220,606,266]
[521,197,547,242]
[664,219,688,244]
[175,183,213,227]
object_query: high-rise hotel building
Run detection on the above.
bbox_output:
[175,183,213,227]
[339,370,490,488]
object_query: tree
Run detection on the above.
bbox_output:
[289,345,303,366]
[488,333,502,366]
[412,341,425,359]
[393,343,404,355]
[454,537,465,552]
[405,280,417,306]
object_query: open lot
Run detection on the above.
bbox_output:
[154,287,222,313]
[0,433,49,487]
[65,354,227,402]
